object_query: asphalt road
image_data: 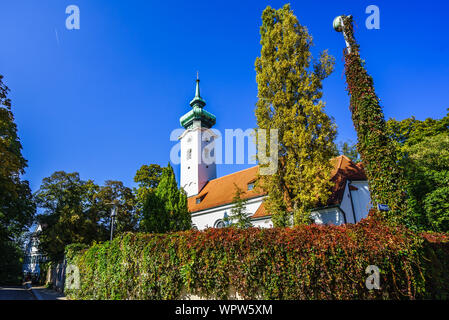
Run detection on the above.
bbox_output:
[0,286,35,300]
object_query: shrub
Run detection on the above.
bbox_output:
[0,239,24,285]
[65,215,449,300]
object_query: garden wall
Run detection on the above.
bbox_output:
[64,215,449,300]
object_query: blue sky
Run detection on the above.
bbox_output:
[1,0,448,192]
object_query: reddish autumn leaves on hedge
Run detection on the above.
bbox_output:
[65,214,449,300]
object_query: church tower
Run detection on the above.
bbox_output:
[179,75,217,197]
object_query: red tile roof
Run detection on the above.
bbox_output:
[187,155,367,217]
[327,155,367,207]
[252,201,269,219]
[187,166,265,213]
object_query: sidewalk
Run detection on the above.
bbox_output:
[25,283,67,300]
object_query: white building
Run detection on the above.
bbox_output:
[23,224,46,280]
[178,77,372,229]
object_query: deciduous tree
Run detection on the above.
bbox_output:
[255,4,337,226]
[34,172,100,260]
[134,164,163,206]
[35,171,138,260]
[0,75,35,282]
[387,112,449,231]
[338,141,360,163]
[96,180,138,234]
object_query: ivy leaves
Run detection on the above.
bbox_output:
[342,15,407,221]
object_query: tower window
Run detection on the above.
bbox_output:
[187,149,192,160]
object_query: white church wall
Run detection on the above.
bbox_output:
[191,197,264,230]
[339,180,372,224]
[190,182,371,229]
[311,207,345,226]
[349,181,372,222]
[251,218,273,228]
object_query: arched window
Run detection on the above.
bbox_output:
[214,219,225,229]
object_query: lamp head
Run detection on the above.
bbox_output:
[111,206,117,217]
[333,16,344,32]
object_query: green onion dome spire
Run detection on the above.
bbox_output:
[180,73,216,129]
[190,72,206,108]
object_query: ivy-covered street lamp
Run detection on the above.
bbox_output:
[110,206,117,241]
[333,15,352,53]
[332,14,407,221]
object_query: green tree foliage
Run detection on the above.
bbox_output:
[35,172,101,261]
[34,171,138,260]
[0,237,24,285]
[341,15,406,222]
[387,111,449,148]
[96,181,138,234]
[0,75,35,282]
[224,184,253,229]
[387,112,449,232]
[255,5,337,226]
[134,164,163,210]
[140,163,191,233]
[338,140,360,163]
[407,134,449,232]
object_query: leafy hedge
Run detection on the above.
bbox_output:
[65,215,449,300]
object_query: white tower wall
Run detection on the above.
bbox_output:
[180,127,217,197]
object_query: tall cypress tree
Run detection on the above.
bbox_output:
[140,163,191,233]
[255,5,337,226]
[338,15,406,221]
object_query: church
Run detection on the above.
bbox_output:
[177,77,372,230]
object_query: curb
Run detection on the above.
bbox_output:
[24,283,41,300]
[25,283,66,300]
[30,287,45,300]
